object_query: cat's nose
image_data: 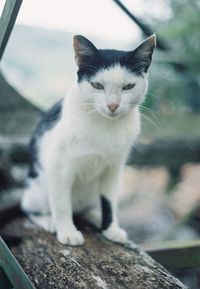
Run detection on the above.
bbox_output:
[107,103,119,112]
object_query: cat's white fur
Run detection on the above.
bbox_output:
[21,64,148,246]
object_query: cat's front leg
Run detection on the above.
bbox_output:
[100,166,128,244]
[46,165,84,246]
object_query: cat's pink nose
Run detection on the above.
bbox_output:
[107,103,119,112]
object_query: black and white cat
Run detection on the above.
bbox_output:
[21,34,156,246]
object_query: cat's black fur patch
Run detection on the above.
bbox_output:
[77,49,149,82]
[78,49,124,82]
[0,203,25,228]
[101,195,112,230]
[75,35,155,82]
[28,99,63,179]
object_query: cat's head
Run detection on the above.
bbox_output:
[73,34,156,119]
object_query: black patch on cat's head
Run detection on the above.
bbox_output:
[73,35,156,82]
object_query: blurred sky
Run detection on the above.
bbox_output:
[0,0,172,107]
[0,0,171,45]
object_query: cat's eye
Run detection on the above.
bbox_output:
[122,83,136,90]
[91,82,104,90]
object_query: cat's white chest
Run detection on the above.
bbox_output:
[71,152,108,212]
[40,110,139,212]
[69,128,123,189]
[69,117,137,211]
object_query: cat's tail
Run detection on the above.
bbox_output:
[0,202,25,229]
[0,202,25,246]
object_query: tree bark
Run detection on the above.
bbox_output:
[2,217,188,289]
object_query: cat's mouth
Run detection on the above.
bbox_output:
[99,110,124,120]
[108,112,121,118]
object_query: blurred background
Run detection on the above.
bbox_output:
[0,0,200,287]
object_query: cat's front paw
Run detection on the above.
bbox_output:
[57,230,85,246]
[103,225,128,244]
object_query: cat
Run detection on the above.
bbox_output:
[21,34,156,246]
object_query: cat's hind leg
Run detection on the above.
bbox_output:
[81,207,102,229]
[21,178,50,215]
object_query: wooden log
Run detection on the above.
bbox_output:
[127,139,200,179]
[1,217,187,289]
[1,138,199,168]
[128,139,200,168]
[0,138,199,191]
[142,239,200,270]
[1,138,200,181]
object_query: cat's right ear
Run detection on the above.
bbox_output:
[73,35,99,67]
[126,34,156,73]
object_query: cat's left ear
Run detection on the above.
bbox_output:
[73,35,99,67]
[128,34,156,73]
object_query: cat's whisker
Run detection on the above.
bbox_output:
[78,102,95,107]
[79,110,97,121]
[73,109,97,122]
[126,107,159,130]
[49,114,61,121]
[140,118,148,131]
[146,92,158,99]
[122,106,149,130]
[70,103,94,114]
[79,64,98,73]
[121,103,158,122]
[139,105,159,123]
[121,104,137,111]
[128,62,143,72]
[140,112,159,130]
[72,106,96,118]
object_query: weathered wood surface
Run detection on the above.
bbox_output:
[0,236,35,289]
[1,217,187,289]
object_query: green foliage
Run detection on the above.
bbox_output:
[163,0,200,73]
[144,0,200,113]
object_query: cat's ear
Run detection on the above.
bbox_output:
[127,34,156,73]
[73,35,99,67]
